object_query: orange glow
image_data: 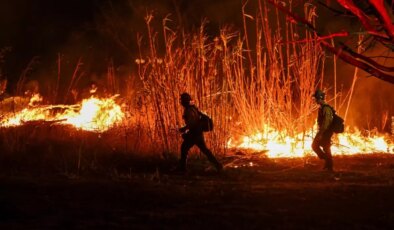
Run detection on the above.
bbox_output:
[227,125,394,158]
[1,95,393,157]
[0,96,125,132]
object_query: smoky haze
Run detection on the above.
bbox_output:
[0,0,393,131]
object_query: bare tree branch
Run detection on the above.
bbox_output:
[267,0,394,84]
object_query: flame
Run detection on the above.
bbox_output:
[227,125,394,158]
[1,95,393,156]
[28,93,43,106]
[60,97,125,131]
[0,96,125,132]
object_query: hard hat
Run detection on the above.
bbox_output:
[312,89,325,100]
[180,92,192,102]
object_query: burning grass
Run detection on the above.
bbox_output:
[0,96,124,132]
[228,125,394,158]
[0,1,393,175]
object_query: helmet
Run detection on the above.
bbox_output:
[180,92,192,102]
[312,89,325,100]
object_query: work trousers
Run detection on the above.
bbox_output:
[312,130,334,169]
[179,131,221,170]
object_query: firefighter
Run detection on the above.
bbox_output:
[176,92,222,172]
[312,89,334,171]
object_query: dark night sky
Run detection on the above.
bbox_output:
[0,0,102,51]
[0,0,106,78]
[1,0,339,76]
[0,0,242,80]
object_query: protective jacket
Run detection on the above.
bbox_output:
[182,105,201,133]
[317,103,333,133]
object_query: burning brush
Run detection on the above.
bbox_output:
[0,94,125,132]
[227,125,394,158]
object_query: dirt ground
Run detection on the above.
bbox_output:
[1,153,394,229]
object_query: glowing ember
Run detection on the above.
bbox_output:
[228,126,394,158]
[0,96,125,132]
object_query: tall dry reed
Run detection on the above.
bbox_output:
[129,1,325,155]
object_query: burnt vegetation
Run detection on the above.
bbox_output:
[0,0,394,229]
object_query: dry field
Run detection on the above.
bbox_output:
[1,148,394,229]
[1,2,393,229]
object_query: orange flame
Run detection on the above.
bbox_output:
[1,95,393,157]
[60,97,125,131]
[227,125,394,158]
[0,96,125,132]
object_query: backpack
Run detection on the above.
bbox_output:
[198,111,213,132]
[323,105,345,133]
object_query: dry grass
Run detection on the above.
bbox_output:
[0,2,354,175]
[128,2,326,155]
[0,124,164,176]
